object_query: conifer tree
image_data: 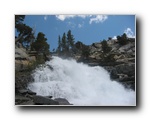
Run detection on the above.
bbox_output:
[31,32,50,55]
[67,30,75,50]
[57,35,62,53]
[61,33,67,53]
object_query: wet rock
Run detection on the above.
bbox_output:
[15,95,31,105]
[54,98,73,105]
[111,63,135,79]
[33,95,59,105]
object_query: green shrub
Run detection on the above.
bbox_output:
[117,33,128,45]
[101,40,111,53]
[82,45,90,59]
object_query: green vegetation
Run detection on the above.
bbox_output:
[75,41,84,50]
[57,35,61,54]
[15,15,35,47]
[67,30,75,51]
[31,32,50,55]
[15,15,50,70]
[117,33,128,45]
[75,41,90,58]
[57,30,75,56]
[108,37,112,40]
[81,45,90,59]
[101,40,111,53]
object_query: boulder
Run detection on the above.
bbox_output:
[33,95,59,105]
[118,42,135,52]
[15,95,31,105]
[54,98,72,105]
[111,63,135,79]
[15,44,38,71]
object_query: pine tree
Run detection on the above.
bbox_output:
[15,15,35,47]
[117,33,128,45]
[57,35,62,53]
[31,32,50,55]
[67,30,75,51]
[101,40,111,53]
[61,33,67,53]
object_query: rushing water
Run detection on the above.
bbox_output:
[28,56,135,106]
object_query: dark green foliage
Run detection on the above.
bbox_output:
[101,40,111,53]
[16,24,34,44]
[61,33,67,53]
[57,30,75,56]
[15,15,25,26]
[57,35,62,53]
[117,33,128,45]
[15,15,35,47]
[31,32,50,55]
[75,41,84,50]
[67,30,75,50]
[108,37,112,40]
[81,45,90,59]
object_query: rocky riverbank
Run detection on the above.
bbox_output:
[15,43,56,105]
[74,38,135,90]
[15,89,72,105]
[15,38,135,105]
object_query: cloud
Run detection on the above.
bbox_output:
[89,15,108,24]
[44,15,48,21]
[55,15,92,21]
[124,28,135,38]
[67,21,76,28]
[55,15,108,24]
[78,24,82,28]
[56,15,76,21]
[78,21,84,28]
[112,36,117,39]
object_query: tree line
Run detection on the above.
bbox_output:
[15,15,50,55]
[56,30,92,59]
[15,15,129,60]
[56,30,75,56]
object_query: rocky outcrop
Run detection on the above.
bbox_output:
[15,43,37,71]
[15,89,72,105]
[15,71,34,91]
[75,39,135,90]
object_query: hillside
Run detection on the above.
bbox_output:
[74,38,135,90]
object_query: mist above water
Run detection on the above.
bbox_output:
[28,56,135,106]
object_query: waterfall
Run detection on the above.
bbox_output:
[28,56,135,106]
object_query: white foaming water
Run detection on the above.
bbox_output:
[28,56,135,106]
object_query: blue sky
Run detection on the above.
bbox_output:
[22,15,135,51]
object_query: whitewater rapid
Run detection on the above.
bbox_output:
[28,56,135,106]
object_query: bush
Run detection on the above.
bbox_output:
[101,40,111,53]
[82,45,90,59]
[100,53,115,63]
[117,33,128,45]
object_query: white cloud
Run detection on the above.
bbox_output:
[55,15,108,24]
[56,15,76,21]
[112,36,117,39]
[89,15,108,24]
[67,21,76,28]
[124,28,135,38]
[44,15,48,21]
[55,15,91,21]
[77,15,92,19]
[55,15,108,27]
[78,21,84,28]
[78,24,82,28]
